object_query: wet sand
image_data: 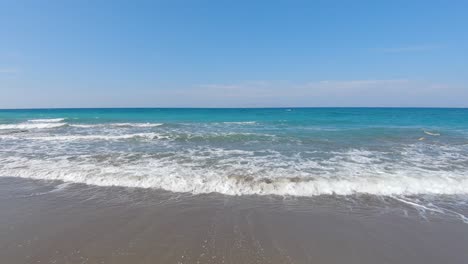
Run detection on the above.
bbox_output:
[1,177,467,264]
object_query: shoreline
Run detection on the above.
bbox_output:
[1,177,467,264]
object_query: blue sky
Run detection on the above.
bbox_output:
[0,0,467,108]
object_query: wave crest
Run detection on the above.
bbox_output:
[0,123,67,130]
[28,118,66,123]
[1,148,467,196]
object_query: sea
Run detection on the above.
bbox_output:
[1,108,468,218]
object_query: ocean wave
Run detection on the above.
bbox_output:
[0,122,67,130]
[168,132,277,142]
[28,118,66,123]
[0,131,275,142]
[110,122,163,127]
[69,123,163,128]
[222,121,257,125]
[68,124,96,128]
[1,147,467,197]
[3,161,467,196]
[26,132,164,141]
[424,130,441,136]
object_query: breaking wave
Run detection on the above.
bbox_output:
[0,122,67,130]
[28,118,66,123]
[1,108,468,198]
[70,123,164,128]
[1,146,467,196]
[222,121,257,125]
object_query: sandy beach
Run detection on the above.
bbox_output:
[2,0,468,263]
[1,177,467,264]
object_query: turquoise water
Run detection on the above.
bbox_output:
[1,108,468,197]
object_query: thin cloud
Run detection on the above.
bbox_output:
[1,79,465,108]
[183,79,466,107]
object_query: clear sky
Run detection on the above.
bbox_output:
[1,0,467,108]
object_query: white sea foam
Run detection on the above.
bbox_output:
[222,121,256,125]
[69,123,163,128]
[0,118,67,130]
[0,122,67,130]
[110,123,163,127]
[0,131,270,142]
[69,124,95,128]
[28,118,66,123]
[1,146,467,197]
[424,130,440,136]
[27,133,163,141]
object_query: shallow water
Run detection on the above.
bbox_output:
[1,108,468,199]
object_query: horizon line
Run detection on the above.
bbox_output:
[1,106,468,111]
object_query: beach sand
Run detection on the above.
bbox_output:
[1,177,467,264]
